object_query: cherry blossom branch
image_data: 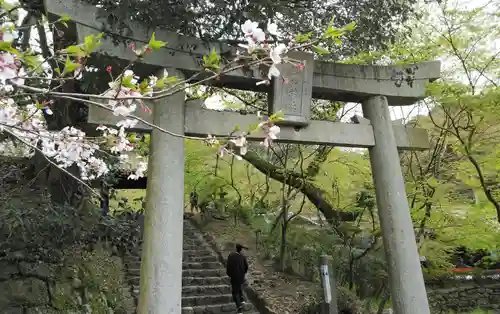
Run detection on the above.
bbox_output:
[11,82,204,140]
[3,129,102,199]
[10,57,266,103]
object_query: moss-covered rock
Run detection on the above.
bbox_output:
[51,244,134,314]
[0,278,49,308]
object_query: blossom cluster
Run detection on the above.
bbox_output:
[238,20,290,85]
[0,16,290,184]
[0,98,108,180]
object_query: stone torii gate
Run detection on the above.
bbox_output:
[46,1,440,313]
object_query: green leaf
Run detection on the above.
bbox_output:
[148,32,167,50]
[82,33,103,55]
[0,41,20,55]
[295,32,312,43]
[269,111,284,121]
[138,78,150,93]
[203,48,221,70]
[343,21,357,32]
[247,123,259,132]
[121,75,135,89]
[21,55,43,73]
[62,45,86,57]
[323,27,345,40]
[311,45,330,55]
[154,76,177,89]
[62,57,81,75]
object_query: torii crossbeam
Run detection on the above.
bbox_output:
[45,1,440,314]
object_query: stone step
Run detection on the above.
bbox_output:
[183,268,225,277]
[184,249,213,257]
[183,233,201,239]
[181,302,254,314]
[182,294,233,307]
[123,256,141,265]
[183,261,222,270]
[185,255,219,263]
[132,285,139,295]
[183,242,207,249]
[182,284,231,296]
[124,260,141,269]
[183,240,205,246]
[182,276,228,286]
[128,276,141,285]
[124,256,220,269]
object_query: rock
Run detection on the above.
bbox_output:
[72,278,82,288]
[2,308,23,314]
[0,278,49,308]
[19,262,54,279]
[6,251,26,261]
[0,261,20,280]
[25,307,59,314]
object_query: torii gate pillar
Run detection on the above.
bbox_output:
[362,96,430,314]
[138,69,185,313]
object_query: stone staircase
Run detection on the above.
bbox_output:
[122,218,259,314]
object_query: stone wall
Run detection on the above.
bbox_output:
[0,246,134,314]
[427,278,500,313]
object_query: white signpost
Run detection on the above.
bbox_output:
[45,1,440,313]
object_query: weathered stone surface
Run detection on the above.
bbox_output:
[25,306,59,314]
[19,262,54,279]
[0,278,49,308]
[0,261,20,280]
[46,0,441,105]
[2,308,24,314]
[427,282,500,313]
[88,99,431,151]
[269,51,314,126]
[120,218,259,313]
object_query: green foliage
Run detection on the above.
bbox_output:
[62,33,103,58]
[147,32,167,50]
[203,48,221,70]
[53,245,133,313]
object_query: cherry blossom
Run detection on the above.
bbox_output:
[267,64,280,79]
[205,134,219,146]
[101,81,143,116]
[230,135,248,155]
[0,29,14,42]
[267,21,279,36]
[241,20,259,36]
[258,119,281,147]
[117,119,139,129]
[128,160,147,180]
[252,28,266,42]
[0,53,17,81]
[241,19,266,43]
[238,38,258,54]
[0,98,18,130]
[113,104,137,117]
[0,13,300,186]
[270,44,287,64]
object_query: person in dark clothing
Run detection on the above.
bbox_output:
[189,191,199,213]
[226,244,249,313]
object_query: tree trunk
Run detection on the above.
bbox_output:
[241,151,358,224]
[279,204,288,271]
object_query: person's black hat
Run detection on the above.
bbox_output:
[236,244,248,251]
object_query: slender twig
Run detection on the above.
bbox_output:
[3,129,102,199]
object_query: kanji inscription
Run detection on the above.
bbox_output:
[269,51,314,127]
